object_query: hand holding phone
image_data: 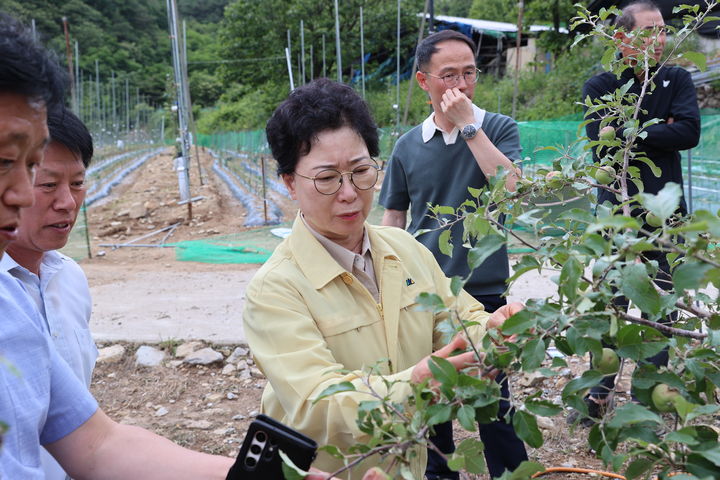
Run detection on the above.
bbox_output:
[226,414,317,480]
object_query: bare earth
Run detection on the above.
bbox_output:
[85,148,611,478]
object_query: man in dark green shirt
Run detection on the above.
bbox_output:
[379,29,526,480]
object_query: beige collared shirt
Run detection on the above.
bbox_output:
[302,215,380,302]
[421,103,487,145]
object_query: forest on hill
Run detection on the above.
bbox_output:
[1,0,595,134]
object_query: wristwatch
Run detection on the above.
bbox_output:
[460,122,480,140]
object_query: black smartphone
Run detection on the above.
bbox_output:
[226,414,318,480]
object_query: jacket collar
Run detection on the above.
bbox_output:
[287,213,399,291]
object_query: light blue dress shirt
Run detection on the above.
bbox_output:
[0,271,98,479]
[1,251,98,480]
[0,251,98,386]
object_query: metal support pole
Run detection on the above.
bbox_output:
[512,1,524,119]
[300,20,306,85]
[285,47,295,91]
[687,149,693,214]
[395,0,401,130]
[62,17,77,114]
[402,0,430,125]
[360,7,365,99]
[167,0,193,218]
[334,0,342,82]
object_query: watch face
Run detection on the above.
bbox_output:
[462,124,477,139]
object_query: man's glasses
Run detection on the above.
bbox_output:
[294,160,380,195]
[423,68,481,88]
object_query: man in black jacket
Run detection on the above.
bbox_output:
[575,0,701,425]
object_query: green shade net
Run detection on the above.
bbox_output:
[172,225,290,264]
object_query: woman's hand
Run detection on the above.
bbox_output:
[486,302,524,331]
[307,466,389,479]
[410,334,480,384]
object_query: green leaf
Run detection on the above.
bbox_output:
[525,398,563,417]
[449,276,465,297]
[313,381,356,403]
[447,437,486,474]
[279,450,308,480]
[639,182,682,219]
[508,461,546,480]
[457,404,476,431]
[433,205,456,215]
[696,445,720,467]
[438,229,452,257]
[673,261,713,293]
[620,263,662,316]
[500,308,536,336]
[428,355,459,394]
[616,324,668,361]
[682,51,707,71]
[561,370,604,398]
[467,234,505,270]
[633,156,662,178]
[559,256,582,301]
[512,410,543,448]
[625,457,655,479]
[606,403,663,429]
[426,404,453,426]
[521,338,547,370]
[416,292,447,313]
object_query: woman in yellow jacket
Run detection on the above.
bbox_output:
[243,78,520,479]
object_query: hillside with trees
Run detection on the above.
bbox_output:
[0,0,600,133]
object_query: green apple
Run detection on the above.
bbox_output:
[545,170,563,189]
[599,126,616,141]
[594,165,616,185]
[651,383,681,413]
[646,212,664,228]
[591,348,620,375]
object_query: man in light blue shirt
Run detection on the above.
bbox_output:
[0,13,233,479]
[1,105,97,479]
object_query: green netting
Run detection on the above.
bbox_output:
[172,224,290,263]
[60,205,91,261]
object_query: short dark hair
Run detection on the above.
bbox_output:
[615,0,661,31]
[416,30,476,71]
[47,106,93,168]
[0,13,66,108]
[266,78,379,176]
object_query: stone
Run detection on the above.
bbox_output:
[129,203,147,219]
[135,345,166,367]
[226,346,249,365]
[518,371,545,388]
[221,364,236,376]
[175,341,204,358]
[155,406,169,417]
[184,420,212,430]
[536,416,555,430]
[167,360,183,368]
[206,393,224,403]
[226,392,238,400]
[97,344,126,363]
[184,347,224,365]
[250,367,264,378]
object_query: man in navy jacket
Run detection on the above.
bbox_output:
[576,0,700,425]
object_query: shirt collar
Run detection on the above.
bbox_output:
[301,214,372,273]
[421,103,487,145]
[0,249,64,278]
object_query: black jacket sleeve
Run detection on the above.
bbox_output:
[639,69,700,152]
